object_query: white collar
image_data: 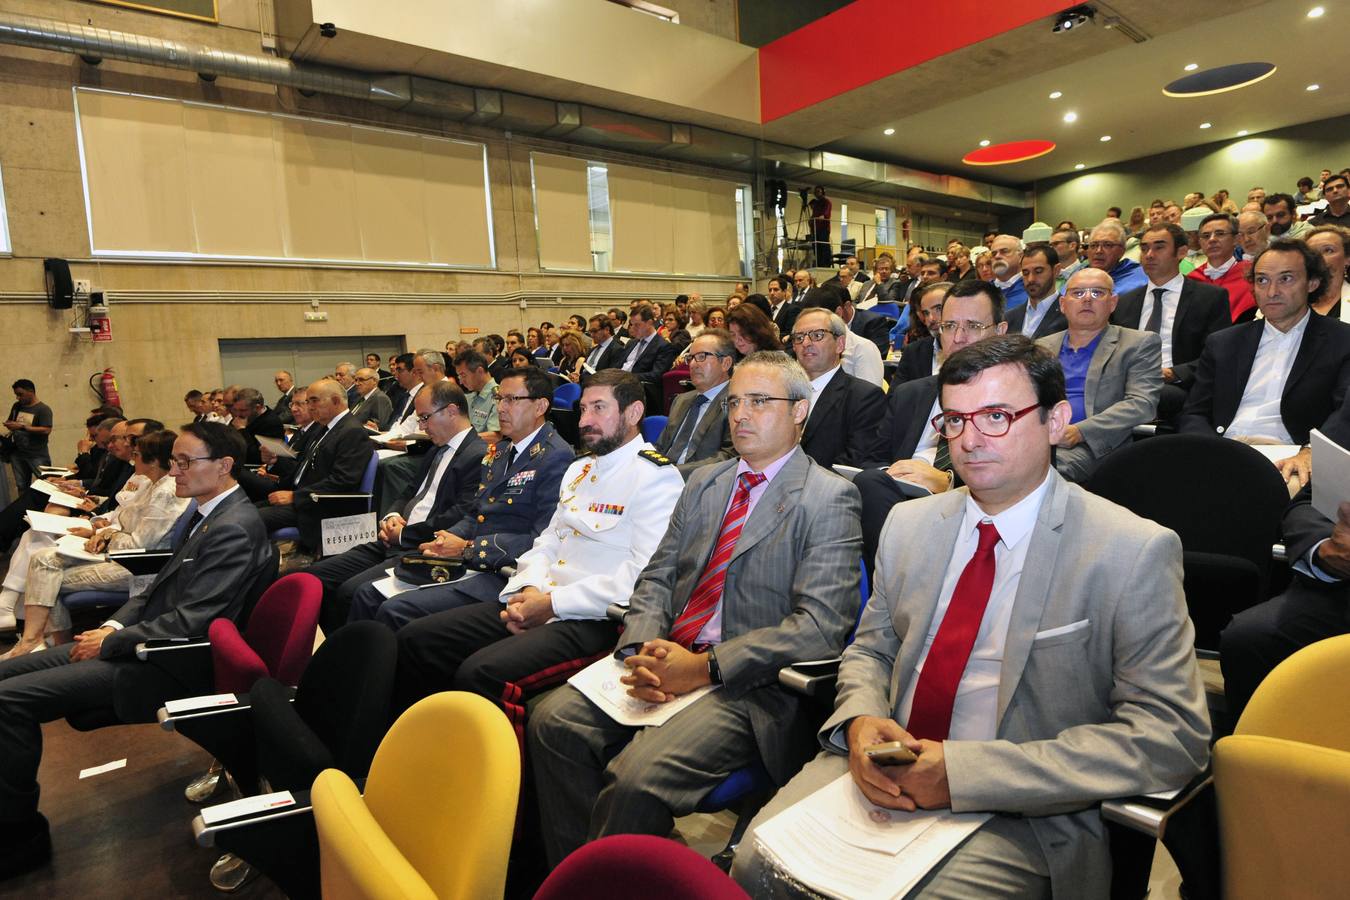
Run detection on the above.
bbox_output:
[1263,306,1312,340]
[809,365,840,394]
[509,424,545,457]
[962,468,1054,551]
[193,483,241,522]
[1203,257,1238,279]
[994,273,1023,290]
[1146,273,1186,294]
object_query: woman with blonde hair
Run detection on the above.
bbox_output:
[557,329,592,383]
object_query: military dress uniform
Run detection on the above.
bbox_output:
[391,437,685,745]
[347,422,574,629]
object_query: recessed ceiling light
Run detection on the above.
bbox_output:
[1237,129,1249,136]
[1163,62,1278,98]
[1184,63,1198,71]
[883,127,895,136]
[1049,90,1063,99]
[979,139,991,147]
[962,140,1057,166]
[1063,111,1078,123]
[1307,83,1321,91]
[1308,6,1325,18]
[1074,163,1086,170]
[1199,122,1212,129]
[1099,135,1112,142]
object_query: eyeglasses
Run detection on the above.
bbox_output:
[355,375,377,383]
[789,329,833,345]
[687,351,729,364]
[936,320,995,336]
[720,395,795,413]
[931,403,1042,439]
[169,455,217,471]
[1064,287,1111,301]
[1086,241,1124,251]
[1198,230,1234,241]
[416,406,448,425]
[1238,227,1267,238]
[492,391,537,405]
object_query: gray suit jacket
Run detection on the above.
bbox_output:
[1036,324,1162,482]
[101,487,274,658]
[350,388,394,431]
[623,448,862,783]
[824,473,1210,899]
[654,387,735,479]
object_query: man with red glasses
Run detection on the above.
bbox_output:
[733,335,1209,900]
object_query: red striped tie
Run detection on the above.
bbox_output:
[905,521,1000,742]
[669,472,767,648]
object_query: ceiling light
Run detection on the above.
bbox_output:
[1163,62,1277,98]
[1075,163,1086,170]
[1237,129,1249,136]
[1307,83,1320,91]
[1049,90,1063,99]
[962,140,1057,166]
[1063,111,1078,123]
[883,127,895,136]
[1099,135,1112,142]
[979,139,990,147]
[1184,63,1198,71]
[1308,7,1325,18]
[1199,122,1212,129]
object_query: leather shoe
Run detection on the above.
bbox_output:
[209,852,258,893]
[0,813,52,878]
[184,762,224,804]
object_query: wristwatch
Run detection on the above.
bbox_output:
[707,646,723,685]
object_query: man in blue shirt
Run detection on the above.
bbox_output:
[1086,219,1148,295]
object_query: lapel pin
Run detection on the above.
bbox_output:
[776,503,785,514]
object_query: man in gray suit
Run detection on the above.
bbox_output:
[349,367,394,431]
[732,336,1209,900]
[528,351,863,867]
[1035,268,1162,482]
[0,423,274,875]
[653,329,736,479]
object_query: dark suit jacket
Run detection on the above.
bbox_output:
[1006,297,1068,339]
[350,388,394,430]
[801,368,887,468]
[1112,279,1231,386]
[101,488,273,658]
[291,413,376,546]
[856,277,903,309]
[587,336,630,377]
[1178,311,1350,444]
[892,337,936,388]
[770,301,802,338]
[849,307,893,357]
[873,375,941,464]
[397,429,488,548]
[242,407,286,466]
[617,333,677,385]
[654,386,735,479]
[275,390,295,425]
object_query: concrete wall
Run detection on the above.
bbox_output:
[1034,114,1350,228]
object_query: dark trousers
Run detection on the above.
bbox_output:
[349,570,506,631]
[811,221,832,268]
[0,645,206,823]
[0,488,44,551]
[856,467,916,582]
[393,602,617,743]
[1219,579,1350,724]
[303,541,399,635]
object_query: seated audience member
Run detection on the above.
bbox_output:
[855,252,901,309]
[685,299,708,339]
[830,263,862,302]
[583,315,628,377]
[663,310,692,356]
[890,283,951,385]
[807,285,883,387]
[1112,223,1232,420]
[1236,208,1270,260]
[834,282,891,357]
[0,423,274,876]
[1307,225,1350,319]
[888,256,945,341]
[1051,228,1087,291]
[1035,269,1162,482]
[727,303,782,356]
[453,350,501,445]
[1263,192,1311,241]
[348,368,394,431]
[239,388,317,502]
[205,389,229,424]
[791,308,886,468]
[184,391,209,424]
[974,250,995,282]
[1221,398,1350,722]
[616,303,677,389]
[384,353,419,426]
[1311,172,1350,228]
[273,371,296,426]
[988,235,1028,310]
[856,280,1008,574]
[1086,219,1148,295]
[376,351,451,514]
[732,335,1210,900]
[653,329,736,478]
[305,381,486,635]
[3,430,187,657]
[257,380,374,551]
[556,330,591,384]
[1005,243,1068,338]
[346,367,572,629]
[365,352,392,385]
[474,336,510,384]
[765,276,800,335]
[946,243,976,282]
[1180,239,1350,444]
[71,415,116,484]
[334,363,359,407]
[528,351,863,866]
[391,370,683,731]
[227,388,285,466]
[1187,213,1258,322]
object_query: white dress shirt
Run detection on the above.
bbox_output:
[895,470,1054,741]
[1136,274,1185,368]
[841,330,884,387]
[403,427,470,526]
[1020,298,1052,337]
[1225,309,1312,444]
[806,365,839,418]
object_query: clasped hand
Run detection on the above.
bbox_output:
[69,626,114,662]
[499,586,554,634]
[418,530,468,558]
[619,639,709,703]
[846,716,950,812]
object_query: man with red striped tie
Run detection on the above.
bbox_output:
[529,351,863,867]
[732,335,1211,900]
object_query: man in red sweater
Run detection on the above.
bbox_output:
[1187,212,1256,322]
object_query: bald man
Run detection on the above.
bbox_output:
[349,367,394,431]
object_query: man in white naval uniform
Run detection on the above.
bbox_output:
[388,368,684,744]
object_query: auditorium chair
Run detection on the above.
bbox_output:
[535,834,749,899]
[312,692,519,900]
[551,382,581,411]
[640,415,668,444]
[190,621,398,899]
[268,451,379,554]
[661,365,691,414]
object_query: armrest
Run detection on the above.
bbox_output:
[1100,773,1213,839]
[134,638,213,687]
[777,658,842,698]
[1132,424,1158,437]
[136,637,210,660]
[605,603,627,624]
[156,692,253,731]
[192,789,314,848]
[1272,543,1287,562]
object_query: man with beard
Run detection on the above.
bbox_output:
[389,369,684,741]
[988,235,1028,310]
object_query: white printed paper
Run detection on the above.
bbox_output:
[24,510,88,535]
[320,512,377,556]
[164,693,240,715]
[31,479,88,509]
[79,758,127,779]
[1311,429,1350,522]
[54,533,105,563]
[255,434,297,460]
[566,655,718,727]
[200,791,297,825]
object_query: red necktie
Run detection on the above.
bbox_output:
[669,471,766,648]
[906,521,1000,742]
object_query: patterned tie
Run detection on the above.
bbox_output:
[1144,288,1166,334]
[906,521,1000,742]
[669,472,766,647]
[668,394,709,464]
[933,436,952,475]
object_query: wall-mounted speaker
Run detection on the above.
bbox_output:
[43,258,73,309]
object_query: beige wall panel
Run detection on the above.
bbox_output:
[182,104,285,257]
[77,91,195,253]
[2,164,92,259]
[0,82,80,174]
[670,173,739,276]
[609,164,674,274]
[530,152,592,271]
[273,116,362,260]
[350,127,432,264]
[419,136,493,268]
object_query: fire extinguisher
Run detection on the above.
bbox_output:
[90,367,122,411]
